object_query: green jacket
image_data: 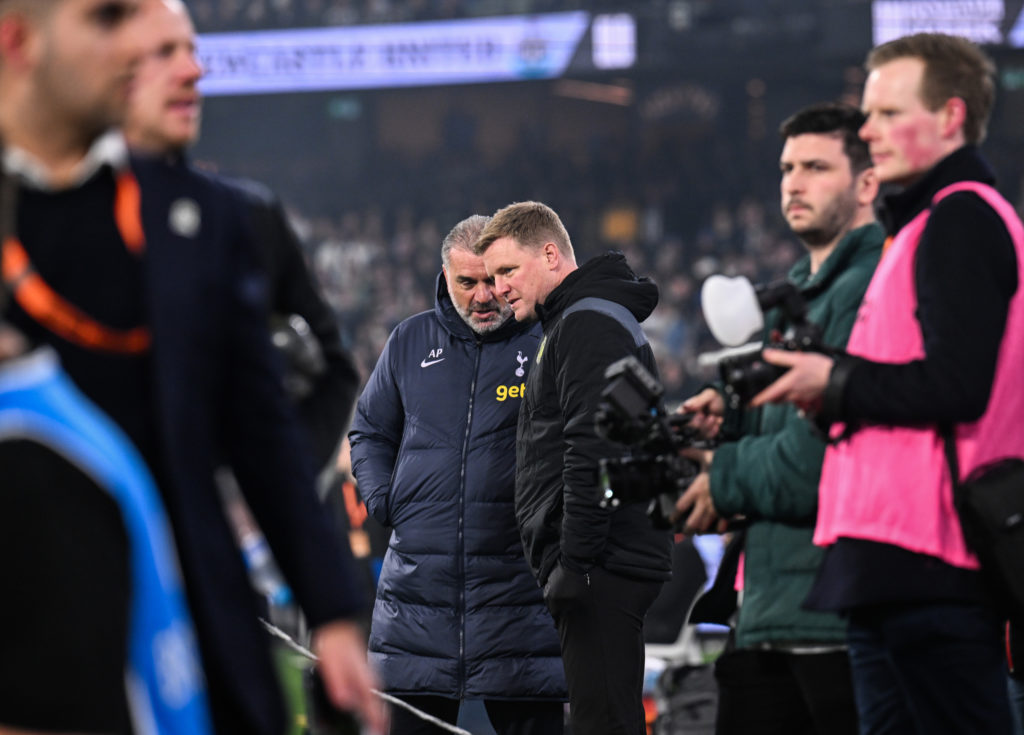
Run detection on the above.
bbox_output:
[709,223,884,648]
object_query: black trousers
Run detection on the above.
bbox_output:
[713,648,858,735]
[544,564,663,735]
[846,602,1013,735]
[389,695,563,735]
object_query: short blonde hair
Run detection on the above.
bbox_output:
[474,201,573,258]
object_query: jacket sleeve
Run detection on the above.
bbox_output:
[347,334,403,527]
[709,408,825,521]
[551,312,636,569]
[835,193,1017,424]
[220,207,365,627]
[245,194,361,472]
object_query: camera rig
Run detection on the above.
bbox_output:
[706,279,834,409]
[594,356,706,529]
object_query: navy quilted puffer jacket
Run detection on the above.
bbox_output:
[348,274,565,700]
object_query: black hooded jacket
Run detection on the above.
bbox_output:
[516,252,672,586]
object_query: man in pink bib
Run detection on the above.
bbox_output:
[754,33,1021,735]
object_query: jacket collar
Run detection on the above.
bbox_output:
[3,130,128,191]
[879,145,996,236]
[789,222,885,293]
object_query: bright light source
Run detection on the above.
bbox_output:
[592,14,636,70]
[872,0,1004,45]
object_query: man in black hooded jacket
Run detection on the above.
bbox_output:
[476,201,671,735]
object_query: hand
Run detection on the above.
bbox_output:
[750,349,834,411]
[681,446,714,469]
[680,388,725,439]
[312,620,388,735]
[670,472,721,535]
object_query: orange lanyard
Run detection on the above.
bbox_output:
[1,170,151,354]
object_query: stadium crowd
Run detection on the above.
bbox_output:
[298,194,799,402]
[268,123,802,402]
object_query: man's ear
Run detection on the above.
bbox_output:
[939,96,968,142]
[856,165,880,206]
[543,242,559,269]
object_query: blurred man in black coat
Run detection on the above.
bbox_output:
[0,0,381,732]
[124,0,359,473]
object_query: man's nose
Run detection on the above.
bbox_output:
[859,117,875,142]
[181,51,204,83]
[783,172,804,195]
[473,282,496,303]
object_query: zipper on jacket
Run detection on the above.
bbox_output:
[456,340,483,697]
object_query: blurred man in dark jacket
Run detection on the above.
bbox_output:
[349,215,566,735]
[123,0,358,472]
[476,201,671,735]
[70,1,379,732]
[0,7,213,732]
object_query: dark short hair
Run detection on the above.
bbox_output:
[779,102,871,173]
[866,32,995,144]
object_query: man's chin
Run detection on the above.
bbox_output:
[468,311,513,334]
[471,316,498,330]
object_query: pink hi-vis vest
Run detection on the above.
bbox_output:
[814,182,1024,570]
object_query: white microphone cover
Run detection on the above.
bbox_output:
[701,275,764,347]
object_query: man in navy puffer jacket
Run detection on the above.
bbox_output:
[349,215,566,734]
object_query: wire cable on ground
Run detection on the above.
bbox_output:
[260,619,476,735]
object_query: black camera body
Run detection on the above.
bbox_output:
[713,280,831,409]
[595,356,704,529]
[717,322,825,409]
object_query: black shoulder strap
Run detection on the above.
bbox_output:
[562,297,648,348]
[941,425,964,505]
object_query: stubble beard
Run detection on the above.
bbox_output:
[458,299,514,335]
[791,190,858,249]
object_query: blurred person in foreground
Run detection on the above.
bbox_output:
[123,0,359,475]
[0,1,211,733]
[674,102,882,735]
[124,0,364,672]
[0,325,214,735]
[0,0,383,732]
[475,201,671,735]
[349,215,566,734]
[754,33,1021,734]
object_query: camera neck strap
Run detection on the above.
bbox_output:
[940,424,962,492]
[0,169,151,355]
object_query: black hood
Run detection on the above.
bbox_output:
[433,271,531,343]
[537,251,659,326]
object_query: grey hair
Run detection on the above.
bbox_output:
[441,214,491,268]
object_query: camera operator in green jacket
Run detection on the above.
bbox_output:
[673,103,883,735]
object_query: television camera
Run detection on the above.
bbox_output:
[594,356,707,529]
[700,275,837,409]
